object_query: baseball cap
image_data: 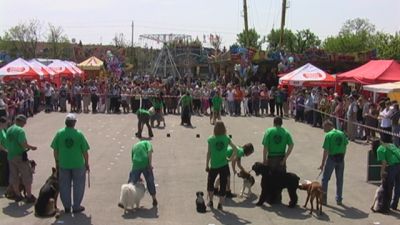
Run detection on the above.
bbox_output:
[65,113,77,121]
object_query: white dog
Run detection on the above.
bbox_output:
[118,183,146,213]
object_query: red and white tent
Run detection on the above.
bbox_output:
[0,58,43,81]
[279,63,336,87]
[47,60,77,77]
[65,61,84,76]
[28,59,57,79]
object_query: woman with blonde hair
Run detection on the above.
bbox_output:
[206,121,238,210]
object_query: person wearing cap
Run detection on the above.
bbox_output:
[5,114,37,203]
[51,113,90,213]
[376,135,400,213]
[319,120,349,205]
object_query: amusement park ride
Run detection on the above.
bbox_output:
[139,33,192,79]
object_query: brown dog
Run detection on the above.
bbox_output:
[299,180,323,215]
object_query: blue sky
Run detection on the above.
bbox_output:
[1,0,399,48]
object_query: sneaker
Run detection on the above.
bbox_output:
[14,195,24,202]
[217,203,223,210]
[25,195,36,203]
[225,191,237,198]
[72,206,85,214]
[152,199,158,207]
[207,201,213,209]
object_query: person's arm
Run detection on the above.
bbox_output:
[148,147,153,170]
[53,150,59,168]
[236,157,246,174]
[263,146,268,165]
[281,143,294,165]
[84,151,89,171]
[22,141,37,150]
[231,157,237,175]
[319,149,329,170]
[228,140,238,160]
[206,145,211,172]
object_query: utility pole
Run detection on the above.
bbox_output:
[279,0,287,49]
[243,0,249,47]
[131,20,134,66]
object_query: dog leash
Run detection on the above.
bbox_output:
[88,171,91,189]
[316,169,323,180]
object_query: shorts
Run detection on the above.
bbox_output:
[9,156,33,187]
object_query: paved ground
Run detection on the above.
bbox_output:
[1,112,399,225]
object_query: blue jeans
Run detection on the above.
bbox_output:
[322,155,345,202]
[129,167,156,196]
[383,164,400,209]
[59,168,86,211]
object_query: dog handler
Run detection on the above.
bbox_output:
[6,114,37,203]
[225,143,254,198]
[136,108,154,138]
[51,113,90,213]
[127,140,158,207]
[376,136,400,213]
[262,117,294,173]
[206,121,238,210]
[319,120,348,205]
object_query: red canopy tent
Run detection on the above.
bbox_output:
[48,60,79,86]
[0,58,43,81]
[28,59,56,80]
[279,63,336,87]
[337,60,400,85]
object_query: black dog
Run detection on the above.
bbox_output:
[196,191,206,213]
[252,162,299,208]
[34,167,59,218]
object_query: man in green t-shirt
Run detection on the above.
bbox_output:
[376,136,400,212]
[6,115,37,203]
[0,117,10,190]
[180,92,193,126]
[211,90,223,125]
[319,120,348,205]
[127,140,158,207]
[51,113,90,214]
[262,117,294,173]
[136,108,154,138]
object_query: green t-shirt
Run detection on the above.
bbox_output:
[208,135,231,169]
[51,127,90,169]
[227,146,244,159]
[262,127,293,156]
[136,108,150,115]
[0,129,7,148]
[181,95,192,107]
[322,129,348,155]
[212,96,223,111]
[151,99,163,110]
[377,144,400,166]
[131,140,152,170]
[6,124,27,160]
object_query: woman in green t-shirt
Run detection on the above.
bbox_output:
[206,121,238,210]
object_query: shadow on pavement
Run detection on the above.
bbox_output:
[225,193,258,208]
[121,206,159,219]
[260,204,310,220]
[2,202,33,218]
[52,213,93,225]
[212,208,251,225]
[325,203,369,219]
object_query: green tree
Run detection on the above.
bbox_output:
[372,32,400,60]
[323,18,376,54]
[266,28,295,52]
[293,29,321,53]
[3,19,42,58]
[237,28,264,49]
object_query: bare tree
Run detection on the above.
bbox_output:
[113,33,127,48]
[48,23,70,58]
[3,19,42,58]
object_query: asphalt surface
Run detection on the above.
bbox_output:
[1,112,399,225]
